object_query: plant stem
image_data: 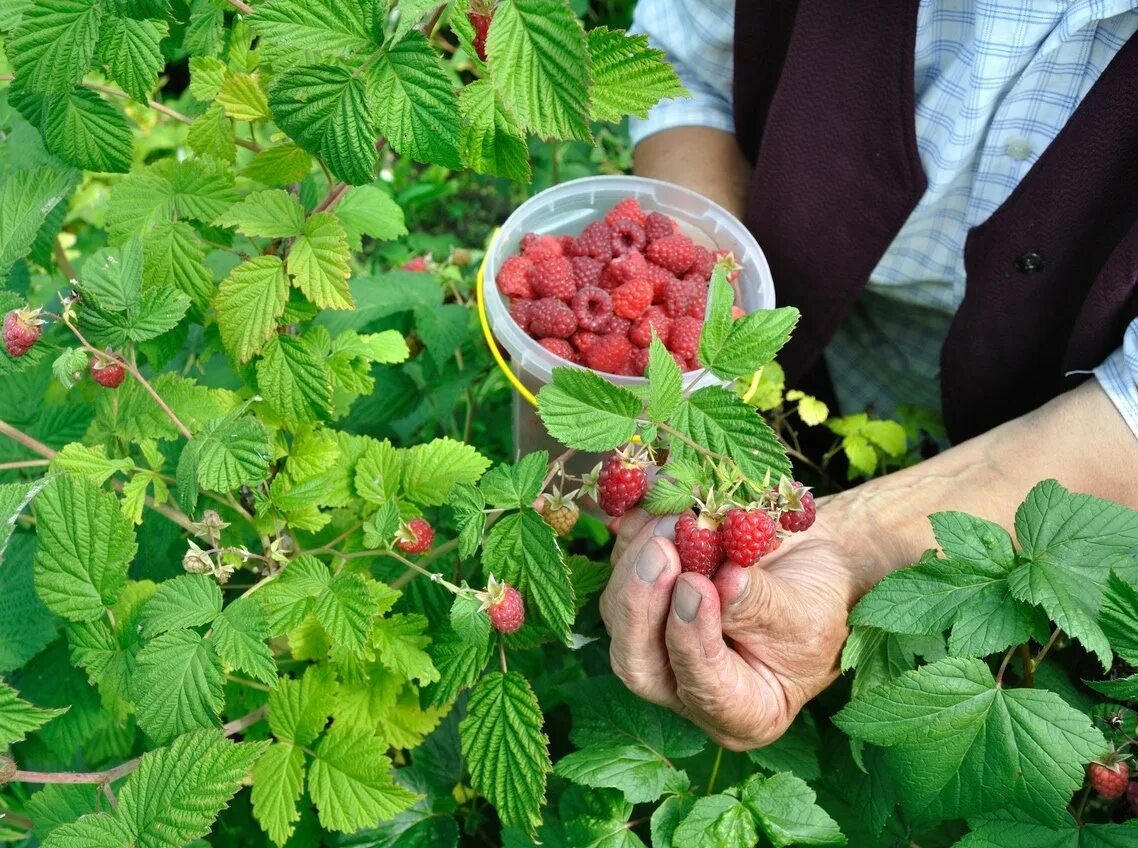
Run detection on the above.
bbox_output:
[2,812,33,830]
[313,182,350,213]
[53,237,77,280]
[1034,628,1062,668]
[227,675,272,692]
[1018,644,1035,688]
[706,746,724,795]
[1074,784,1092,825]
[0,420,55,459]
[994,645,1017,688]
[499,642,508,674]
[385,549,470,596]
[223,0,254,15]
[0,459,50,471]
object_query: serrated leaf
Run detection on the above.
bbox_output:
[0,679,66,746]
[107,158,238,243]
[217,72,270,121]
[211,596,277,685]
[308,724,418,832]
[132,629,224,742]
[258,555,330,635]
[241,143,313,187]
[25,784,101,839]
[670,386,790,484]
[1086,675,1138,700]
[373,612,439,685]
[257,334,333,424]
[0,166,76,279]
[1100,571,1138,666]
[646,336,682,423]
[269,664,336,745]
[252,742,305,846]
[314,570,372,654]
[287,211,353,309]
[641,476,696,515]
[450,594,491,644]
[0,534,56,671]
[488,0,591,141]
[840,626,946,699]
[536,367,641,452]
[188,56,227,101]
[140,573,222,636]
[186,411,271,493]
[1009,558,1112,670]
[746,711,822,781]
[428,627,493,707]
[7,0,102,94]
[97,15,167,103]
[586,27,687,122]
[402,437,491,506]
[741,772,845,847]
[215,256,290,363]
[51,443,132,484]
[81,285,191,346]
[451,481,486,559]
[957,815,1138,848]
[480,450,547,508]
[334,185,407,249]
[186,103,235,163]
[39,814,133,848]
[215,189,305,238]
[34,474,137,622]
[700,283,799,382]
[458,79,531,182]
[672,794,757,848]
[143,219,215,310]
[249,0,379,60]
[39,88,133,173]
[459,671,550,834]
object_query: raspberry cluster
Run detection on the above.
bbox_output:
[497,198,739,376]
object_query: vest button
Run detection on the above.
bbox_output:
[1015,251,1046,273]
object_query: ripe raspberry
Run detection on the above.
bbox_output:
[541,499,579,536]
[686,285,709,319]
[779,483,816,533]
[669,316,702,360]
[644,212,676,242]
[596,454,648,516]
[468,10,491,62]
[570,256,605,289]
[559,235,576,254]
[571,330,601,357]
[401,256,429,272]
[571,286,613,332]
[599,251,647,290]
[1090,761,1129,799]
[527,298,577,339]
[521,234,562,263]
[1128,781,1138,816]
[604,315,631,335]
[689,245,716,279]
[508,298,533,329]
[646,234,696,275]
[629,306,672,348]
[643,263,677,300]
[486,579,525,633]
[586,333,633,375]
[630,347,650,376]
[570,221,614,262]
[530,257,576,300]
[675,512,725,578]
[609,217,647,256]
[605,198,646,227]
[662,276,697,317]
[498,255,535,298]
[539,337,578,362]
[721,508,777,568]
[91,358,126,389]
[3,308,44,358]
[612,277,652,319]
[396,518,434,554]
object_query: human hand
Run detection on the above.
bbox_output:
[598,507,859,750]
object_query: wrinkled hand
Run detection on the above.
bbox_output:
[599,507,859,750]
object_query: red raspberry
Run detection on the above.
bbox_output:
[396,518,434,554]
[630,347,650,376]
[629,306,672,348]
[519,232,536,253]
[570,256,605,289]
[669,316,702,360]
[401,256,429,272]
[487,581,525,633]
[521,234,562,263]
[596,454,648,516]
[3,308,44,358]
[605,198,646,227]
[498,255,535,298]
[612,277,652,319]
[571,286,613,332]
[609,217,647,256]
[468,10,491,62]
[539,337,578,362]
[1090,761,1129,799]
[570,221,614,262]
[91,358,126,389]
[571,330,601,357]
[662,276,697,317]
[686,285,709,319]
[527,298,577,339]
[675,512,725,578]
[779,483,816,532]
[644,212,676,242]
[585,333,633,375]
[559,235,575,254]
[643,263,677,301]
[599,251,647,291]
[689,245,716,279]
[530,257,576,300]
[721,508,776,568]
[604,315,631,335]
[508,298,533,329]
[646,234,696,275]
[1128,780,1138,816]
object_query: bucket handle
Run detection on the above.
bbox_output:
[475,230,539,408]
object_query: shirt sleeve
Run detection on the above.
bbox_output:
[1094,318,1138,439]
[628,0,737,146]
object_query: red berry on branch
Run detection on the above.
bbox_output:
[721,508,777,568]
[541,497,579,537]
[401,256,429,272]
[596,454,648,517]
[484,576,525,633]
[3,308,44,358]
[396,518,434,554]
[676,511,724,578]
[91,358,126,389]
[778,482,817,532]
[1089,760,1129,799]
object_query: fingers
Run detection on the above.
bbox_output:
[713,561,777,638]
[611,507,659,561]
[600,514,683,708]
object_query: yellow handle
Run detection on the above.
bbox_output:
[475,231,539,408]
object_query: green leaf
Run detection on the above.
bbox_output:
[480,450,547,508]
[25,785,101,839]
[367,31,461,168]
[143,219,215,310]
[646,336,683,423]
[80,285,191,346]
[450,594,492,644]
[354,438,402,505]
[215,189,305,238]
[269,665,336,745]
[641,475,696,515]
[132,629,224,742]
[188,56,227,101]
[451,481,487,559]
[586,27,687,122]
[741,772,845,847]
[252,742,305,846]
[117,729,268,848]
[314,570,373,654]
[1086,675,1138,700]
[334,185,407,249]
[0,679,66,746]
[140,574,222,636]
[7,0,102,94]
[307,724,418,832]
[249,0,379,60]
[269,64,378,185]
[672,795,757,848]
[372,613,439,685]
[402,437,492,506]
[700,276,798,381]
[0,166,76,279]
[428,631,492,708]
[488,0,591,141]
[34,475,137,622]
[215,256,290,363]
[40,814,133,848]
[241,143,313,187]
[483,508,575,643]
[956,815,1138,848]
[458,79,531,182]
[537,368,641,452]
[1100,571,1138,665]
[287,211,353,309]
[459,671,551,835]
[746,711,821,782]
[0,534,56,671]
[834,656,1105,827]
[97,15,167,103]
[0,477,51,558]
[560,786,644,848]
[186,411,271,493]
[212,596,277,686]
[39,88,134,173]
[186,104,235,163]
[51,444,130,484]
[257,334,333,424]
[107,158,238,243]
[840,626,946,700]
[1008,558,1112,670]
[217,72,270,121]
[258,555,330,634]
[670,386,791,484]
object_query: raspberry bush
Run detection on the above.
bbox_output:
[3,0,1138,845]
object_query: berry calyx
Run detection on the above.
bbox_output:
[777,480,816,532]
[1089,759,1129,799]
[395,518,434,554]
[675,511,725,578]
[721,508,777,568]
[91,357,126,389]
[483,575,525,633]
[3,307,45,358]
[541,494,579,537]
[596,453,648,517]
[0,754,15,785]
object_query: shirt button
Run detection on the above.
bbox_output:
[1005,136,1033,161]
[1015,251,1046,273]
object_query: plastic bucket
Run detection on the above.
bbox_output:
[483,175,776,473]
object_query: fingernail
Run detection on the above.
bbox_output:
[635,538,666,583]
[674,580,702,622]
[653,515,678,540]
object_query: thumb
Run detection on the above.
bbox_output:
[713,561,781,638]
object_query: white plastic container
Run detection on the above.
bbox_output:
[483,175,776,472]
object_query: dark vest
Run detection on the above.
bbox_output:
[733,1,1138,442]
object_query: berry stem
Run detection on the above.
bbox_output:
[0,459,51,471]
[53,237,77,280]
[1073,783,1092,825]
[384,549,470,597]
[994,645,1017,688]
[499,642,508,674]
[706,746,724,795]
[657,423,762,490]
[541,448,577,492]
[1033,628,1062,668]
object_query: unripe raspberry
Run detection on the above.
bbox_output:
[396,518,434,554]
[541,497,579,536]
[484,575,525,633]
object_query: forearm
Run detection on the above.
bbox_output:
[633,128,753,220]
[825,379,1138,597]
